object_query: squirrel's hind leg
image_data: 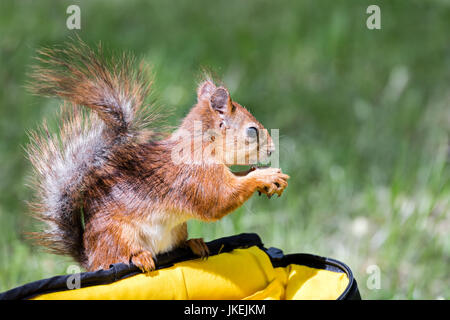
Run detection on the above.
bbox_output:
[83,216,156,272]
[171,222,210,259]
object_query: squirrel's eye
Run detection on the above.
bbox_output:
[246,126,258,139]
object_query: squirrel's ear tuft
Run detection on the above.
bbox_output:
[197,80,216,102]
[210,87,230,113]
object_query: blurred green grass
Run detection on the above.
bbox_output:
[0,0,449,299]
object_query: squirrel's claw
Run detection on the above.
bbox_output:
[185,238,210,260]
[254,168,289,199]
[131,250,156,273]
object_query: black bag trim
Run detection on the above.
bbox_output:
[0,233,360,300]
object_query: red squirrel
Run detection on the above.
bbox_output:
[26,40,289,272]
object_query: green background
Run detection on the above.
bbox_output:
[0,0,449,299]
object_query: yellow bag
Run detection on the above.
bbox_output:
[0,233,360,300]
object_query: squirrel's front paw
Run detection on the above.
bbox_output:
[131,250,156,272]
[185,238,210,259]
[250,167,290,198]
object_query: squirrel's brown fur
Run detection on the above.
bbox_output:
[26,39,289,272]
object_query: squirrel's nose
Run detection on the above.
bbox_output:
[266,141,275,157]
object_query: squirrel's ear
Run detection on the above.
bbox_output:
[210,87,231,114]
[197,80,216,102]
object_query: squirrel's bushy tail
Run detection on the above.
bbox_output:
[26,39,155,264]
